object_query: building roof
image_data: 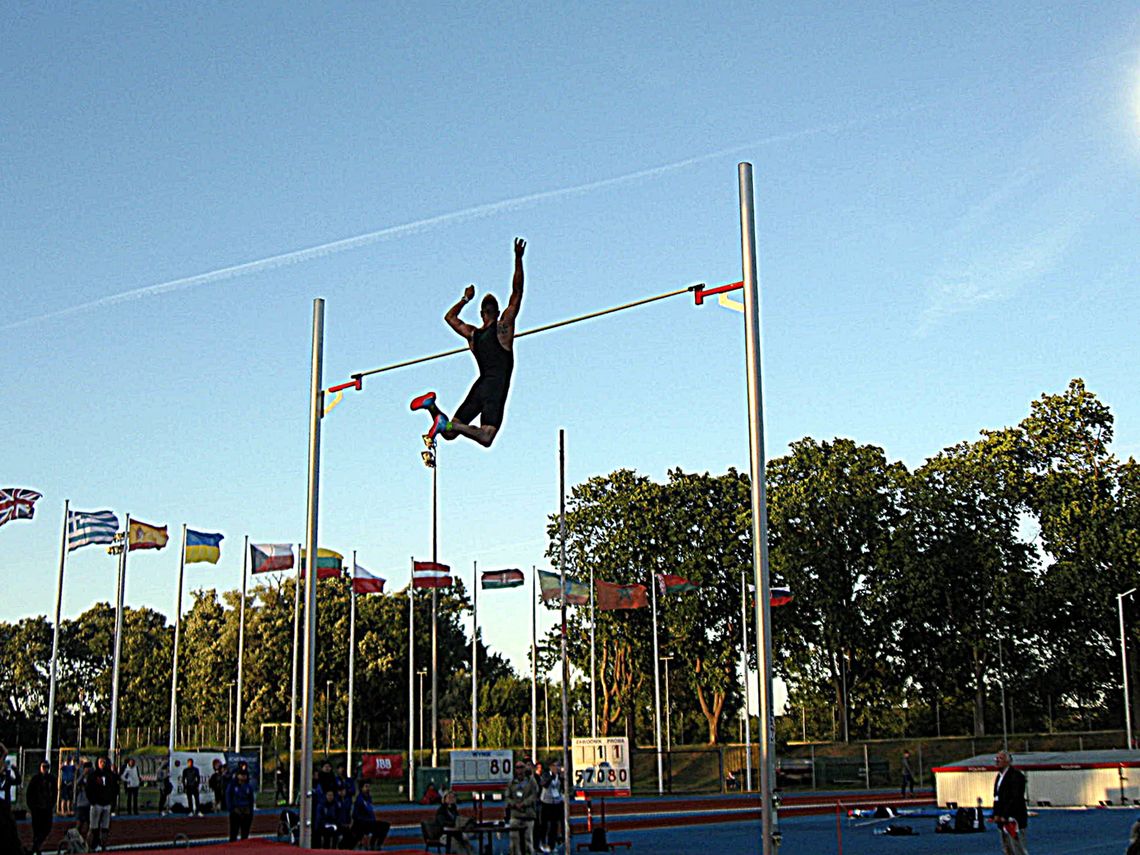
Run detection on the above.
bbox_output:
[933,749,1140,773]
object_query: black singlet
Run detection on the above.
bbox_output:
[472,324,513,382]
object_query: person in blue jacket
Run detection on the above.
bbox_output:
[315,787,342,849]
[225,767,257,841]
[347,779,389,849]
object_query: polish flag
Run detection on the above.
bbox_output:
[353,564,386,595]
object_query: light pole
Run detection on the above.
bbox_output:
[417,669,428,758]
[660,655,674,752]
[227,681,235,749]
[1120,588,1136,750]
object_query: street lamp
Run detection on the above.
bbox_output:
[1119,588,1137,750]
[417,669,428,758]
[660,655,674,752]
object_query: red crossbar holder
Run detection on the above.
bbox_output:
[328,375,363,394]
[694,281,744,305]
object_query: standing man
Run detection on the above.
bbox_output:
[182,758,202,816]
[225,766,257,842]
[86,756,119,852]
[0,744,22,855]
[121,757,141,814]
[60,757,76,815]
[27,760,57,855]
[900,749,915,797]
[504,758,539,855]
[412,237,526,448]
[538,759,565,854]
[992,750,1028,855]
[157,760,172,815]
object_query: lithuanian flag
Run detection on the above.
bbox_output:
[300,547,344,579]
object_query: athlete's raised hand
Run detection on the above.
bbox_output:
[464,284,475,301]
[514,237,526,257]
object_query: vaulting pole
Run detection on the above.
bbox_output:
[739,163,778,854]
[45,500,70,758]
[298,298,324,849]
[472,561,478,749]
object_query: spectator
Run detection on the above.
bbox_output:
[538,759,565,854]
[60,757,76,814]
[0,744,21,855]
[1126,816,1140,855]
[347,779,389,850]
[314,787,342,849]
[209,759,226,811]
[225,767,257,841]
[533,762,546,845]
[182,758,202,816]
[336,783,352,834]
[316,761,337,798]
[420,781,442,804]
[901,750,915,797]
[86,756,120,852]
[157,760,172,815]
[504,758,539,855]
[74,760,92,841]
[121,757,141,814]
[436,789,473,855]
[27,760,57,855]
[992,750,1028,855]
[336,762,356,802]
[274,764,288,805]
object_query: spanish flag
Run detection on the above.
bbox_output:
[185,529,223,564]
[128,519,169,551]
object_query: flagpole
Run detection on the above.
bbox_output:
[408,566,415,802]
[531,564,538,761]
[235,534,248,753]
[431,452,439,769]
[650,572,663,794]
[168,524,188,757]
[289,542,301,804]
[109,513,130,760]
[45,499,70,758]
[348,550,356,776]
[559,430,571,853]
[590,564,596,738]
[740,569,753,791]
[471,560,478,749]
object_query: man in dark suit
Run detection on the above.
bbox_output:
[992,750,1028,854]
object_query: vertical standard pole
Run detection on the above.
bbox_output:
[741,569,753,790]
[431,456,439,769]
[46,499,70,756]
[289,544,301,803]
[739,162,778,854]
[532,565,539,760]
[559,429,572,852]
[168,524,187,756]
[650,573,663,794]
[1120,591,1135,750]
[408,573,415,802]
[664,659,672,752]
[472,561,478,749]
[590,564,597,738]
[109,514,130,758]
[998,637,1008,752]
[298,298,324,849]
[235,534,248,753]
[348,550,357,773]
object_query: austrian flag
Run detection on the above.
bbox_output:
[413,560,452,589]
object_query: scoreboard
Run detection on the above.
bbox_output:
[571,737,631,797]
[449,749,514,792]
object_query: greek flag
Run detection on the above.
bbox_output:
[67,510,120,552]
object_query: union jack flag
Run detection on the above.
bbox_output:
[0,488,43,528]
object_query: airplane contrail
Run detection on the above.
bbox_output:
[4,120,855,331]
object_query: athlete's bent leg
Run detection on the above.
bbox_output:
[448,422,498,447]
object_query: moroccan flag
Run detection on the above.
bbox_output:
[128,519,168,551]
[481,569,524,590]
[185,529,223,564]
[251,543,295,574]
[770,587,793,607]
[353,564,386,594]
[413,561,452,589]
[0,488,42,528]
[300,547,344,579]
[596,580,648,611]
[657,573,698,595]
[538,570,590,605]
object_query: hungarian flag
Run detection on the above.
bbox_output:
[300,547,344,579]
[656,573,698,595]
[353,564,386,594]
[251,543,295,574]
[413,560,452,589]
[185,529,223,564]
[481,568,524,590]
[596,580,648,611]
[0,488,42,528]
[770,587,793,607]
[128,519,168,551]
[538,569,589,605]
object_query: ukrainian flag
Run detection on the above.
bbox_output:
[185,529,224,564]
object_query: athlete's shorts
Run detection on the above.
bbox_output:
[454,375,511,429]
[90,803,112,830]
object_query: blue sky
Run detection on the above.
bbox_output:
[3,2,1139,695]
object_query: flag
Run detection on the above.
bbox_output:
[184,529,223,564]
[300,547,344,579]
[596,580,648,611]
[251,543,295,574]
[538,570,590,605]
[481,568,524,590]
[0,488,42,528]
[353,564,386,594]
[413,561,452,589]
[657,573,698,595]
[128,519,168,551]
[770,587,793,607]
[67,510,119,551]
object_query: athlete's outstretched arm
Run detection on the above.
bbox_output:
[445,284,477,339]
[500,238,525,330]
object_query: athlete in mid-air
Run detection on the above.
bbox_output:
[411,237,525,448]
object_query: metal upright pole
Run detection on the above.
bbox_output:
[45,500,70,757]
[298,298,324,849]
[168,524,187,756]
[1120,589,1136,750]
[431,455,439,769]
[408,571,415,802]
[559,430,572,852]
[348,550,357,773]
[590,564,597,738]
[532,564,539,760]
[235,534,248,753]
[289,544,301,803]
[739,162,779,854]
[741,569,753,791]
[109,514,130,759]
[650,572,663,794]
[472,561,478,749]
[998,637,1008,752]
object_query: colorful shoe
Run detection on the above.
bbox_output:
[410,391,437,411]
[427,413,449,442]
